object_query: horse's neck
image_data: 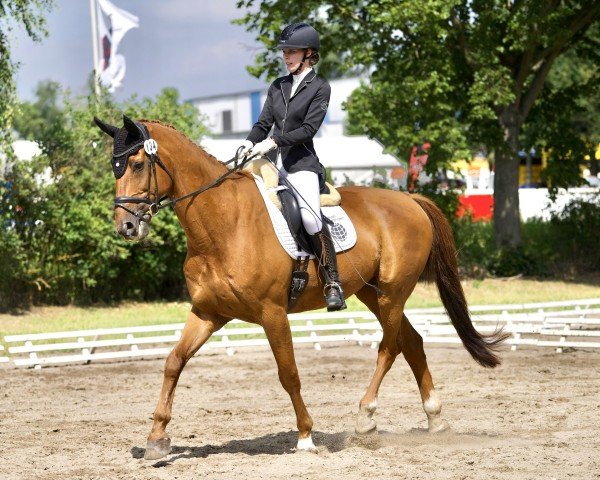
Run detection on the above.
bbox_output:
[167,138,258,256]
[168,139,227,200]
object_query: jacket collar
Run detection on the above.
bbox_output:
[281,70,317,102]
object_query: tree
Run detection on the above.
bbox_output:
[13,80,63,143]
[524,22,600,189]
[0,0,54,151]
[2,86,209,309]
[236,0,600,248]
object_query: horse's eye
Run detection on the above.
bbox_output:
[132,161,144,172]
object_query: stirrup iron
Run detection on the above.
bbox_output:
[324,282,346,312]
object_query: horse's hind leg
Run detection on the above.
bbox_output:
[262,308,316,452]
[400,314,449,433]
[144,308,228,460]
[354,288,402,434]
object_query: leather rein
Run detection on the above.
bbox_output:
[113,137,258,220]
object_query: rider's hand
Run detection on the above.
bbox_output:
[237,140,254,158]
[251,137,277,157]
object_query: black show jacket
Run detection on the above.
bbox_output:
[246,70,331,175]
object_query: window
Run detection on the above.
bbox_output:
[222,110,232,133]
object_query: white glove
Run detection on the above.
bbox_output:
[251,137,277,156]
[237,139,253,158]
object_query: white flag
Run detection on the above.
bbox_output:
[96,0,139,92]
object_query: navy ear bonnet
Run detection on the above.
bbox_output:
[111,121,150,179]
[93,115,150,179]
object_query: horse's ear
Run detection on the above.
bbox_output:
[123,114,141,137]
[93,116,118,138]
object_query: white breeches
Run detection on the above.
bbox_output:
[280,169,323,235]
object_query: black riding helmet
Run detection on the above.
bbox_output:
[277,23,320,51]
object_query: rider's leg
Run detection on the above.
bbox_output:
[282,169,346,311]
[280,169,323,235]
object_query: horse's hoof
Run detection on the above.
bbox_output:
[295,435,318,454]
[428,418,450,433]
[355,417,377,434]
[144,437,172,460]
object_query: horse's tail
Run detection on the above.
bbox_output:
[412,194,509,368]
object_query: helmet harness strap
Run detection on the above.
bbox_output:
[292,50,311,75]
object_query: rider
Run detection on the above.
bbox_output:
[237,22,346,311]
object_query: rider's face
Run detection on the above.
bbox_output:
[282,48,311,73]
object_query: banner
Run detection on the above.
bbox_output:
[95,0,139,92]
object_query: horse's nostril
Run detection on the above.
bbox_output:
[122,221,137,236]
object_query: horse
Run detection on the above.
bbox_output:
[94,115,507,460]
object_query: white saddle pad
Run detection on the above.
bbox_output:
[252,174,357,258]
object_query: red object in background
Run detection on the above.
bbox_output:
[408,142,430,191]
[457,193,493,221]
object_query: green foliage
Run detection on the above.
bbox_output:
[12,80,63,142]
[452,217,493,277]
[486,246,544,278]
[546,196,600,272]
[0,0,54,152]
[525,23,600,193]
[1,85,208,310]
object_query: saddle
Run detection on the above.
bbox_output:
[246,158,342,254]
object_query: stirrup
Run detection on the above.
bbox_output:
[324,282,347,312]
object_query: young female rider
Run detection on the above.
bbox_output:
[237,22,346,311]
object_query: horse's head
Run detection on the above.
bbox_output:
[94,115,174,241]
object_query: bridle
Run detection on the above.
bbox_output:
[113,127,258,221]
[113,137,170,218]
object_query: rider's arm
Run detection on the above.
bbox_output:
[246,84,275,144]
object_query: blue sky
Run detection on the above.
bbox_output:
[10,0,268,102]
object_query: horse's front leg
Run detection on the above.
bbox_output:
[144,308,228,460]
[262,308,316,453]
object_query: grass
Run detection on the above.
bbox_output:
[1,276,598,345]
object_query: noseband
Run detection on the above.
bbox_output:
[113,125,257,220]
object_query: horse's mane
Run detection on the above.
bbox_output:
[139,119,253,180]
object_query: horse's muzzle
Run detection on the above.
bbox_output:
[116,210,151,241]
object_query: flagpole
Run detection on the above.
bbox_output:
[90,0,100,96]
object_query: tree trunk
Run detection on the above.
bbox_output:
[493,107,522,248]
[590,148,598,177]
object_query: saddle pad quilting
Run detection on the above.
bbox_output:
[252,174,357,259]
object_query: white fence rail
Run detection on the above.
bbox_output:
[3,298,600,368]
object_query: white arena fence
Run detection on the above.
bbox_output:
[3,298,600,368]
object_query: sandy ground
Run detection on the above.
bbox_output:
[0,343,599,480]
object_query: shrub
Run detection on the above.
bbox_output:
[451,195,599,278]
[0,87,207,310]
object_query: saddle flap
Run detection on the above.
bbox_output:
[277,188,313,254]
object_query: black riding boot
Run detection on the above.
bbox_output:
[310,228,347,311]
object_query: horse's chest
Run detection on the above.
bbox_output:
[183,257,261,317]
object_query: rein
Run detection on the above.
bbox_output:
[114,141,259,220]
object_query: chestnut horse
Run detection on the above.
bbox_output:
[94,116,506,460]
